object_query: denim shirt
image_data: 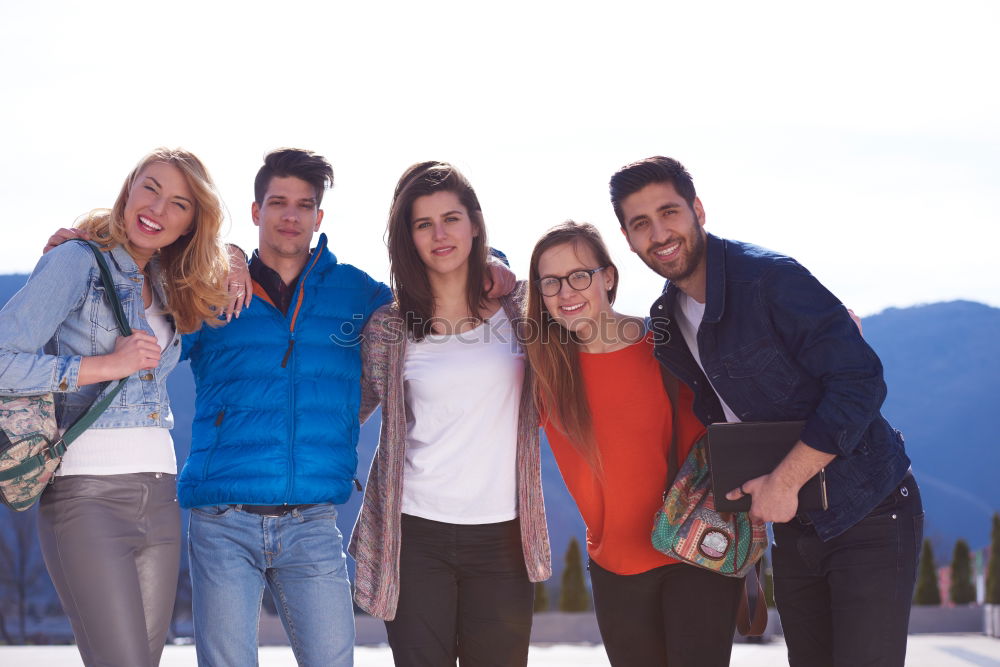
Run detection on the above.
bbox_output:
[649,233,911,541]
[0,240,179,429]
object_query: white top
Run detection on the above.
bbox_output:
[675,292,742,423]
[401,308,522,524]
[57,291,176,476]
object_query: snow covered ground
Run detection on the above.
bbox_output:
[2,635,999,666]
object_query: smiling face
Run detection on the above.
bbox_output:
[537,241,615,336]
[619,181,707,290]
[252,175,324,266]
[122,162,196,265]
[410,190,478,278]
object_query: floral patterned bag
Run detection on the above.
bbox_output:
[0,242,131,511]
[650,366,769,636]
[651,437,766,576]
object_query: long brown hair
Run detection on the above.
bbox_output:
[525,221,619,472]
[76,148,229,333]
[386,161,490,340]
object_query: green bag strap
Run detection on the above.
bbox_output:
[87,241,133,338]
[61,242,133,447]
[0,244,134,482]
[0,243,134,482]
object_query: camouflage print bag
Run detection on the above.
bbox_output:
[0,394,62,510]
[0,242,131,512]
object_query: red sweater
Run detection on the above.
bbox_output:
[543,334,706,575]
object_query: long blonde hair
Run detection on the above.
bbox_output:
[76,148,230,333]
[525,221,619,473]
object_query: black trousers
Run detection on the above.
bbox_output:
[385,514,533,667]
[589,559,743,667]
[772,473,923,667]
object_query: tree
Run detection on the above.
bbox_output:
[0,506,51,643]
[987,513,1000,605]
[913,538,941,605]
[949,539,976,605]
[558,537,590,612]
[533,581,549,613]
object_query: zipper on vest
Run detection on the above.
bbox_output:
[354,477,363,492]
[284,334,296,503]
[281,242,323,504]
[214,409,225,426]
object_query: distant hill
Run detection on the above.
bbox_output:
[863,300,999,553]
[2,268,996,564]
[0,274,28,307]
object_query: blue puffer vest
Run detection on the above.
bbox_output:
[177,234,392,508]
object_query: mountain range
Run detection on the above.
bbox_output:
[1,271,996,573]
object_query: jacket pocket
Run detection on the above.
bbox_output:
[721,336,797,405]
[91,281,135,334]
[201,408,226,480]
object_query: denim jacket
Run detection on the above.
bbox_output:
[0,240,179,429]
[650,233,911,540]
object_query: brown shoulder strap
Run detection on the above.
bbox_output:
[735,561,769,636]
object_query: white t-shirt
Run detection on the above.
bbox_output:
[675,292,742,423]
[400,308,522,524]
[57,291,176,476]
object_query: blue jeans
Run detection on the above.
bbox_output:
[772,473,923,667]
[189,503,354,667]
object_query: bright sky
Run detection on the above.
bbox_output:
[2,0,997,316]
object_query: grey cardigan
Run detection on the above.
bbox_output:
[349,285,552,620]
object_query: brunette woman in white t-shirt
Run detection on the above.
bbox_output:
[349,161,551,666]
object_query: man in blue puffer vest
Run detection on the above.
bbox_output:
[179,149,392,666]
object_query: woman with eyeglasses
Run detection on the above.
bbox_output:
[349,161,550,666]
[524,221,743,667]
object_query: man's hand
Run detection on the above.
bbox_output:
[43,228,90,254]
[223,244,252,321]
[726,440,835,523]
[727,473,800,523]
[485,259,516,298]
[847,308,863,336]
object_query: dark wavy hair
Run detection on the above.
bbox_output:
[386,161,490,340]
[254,148,334,206]
[609,156,697,227]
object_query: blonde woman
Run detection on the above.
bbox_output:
[0,148,229,666]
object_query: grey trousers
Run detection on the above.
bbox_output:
[37,472,181,667]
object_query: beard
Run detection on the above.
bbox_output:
[641,225,707,284]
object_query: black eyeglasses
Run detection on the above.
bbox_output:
[536,267,608,297]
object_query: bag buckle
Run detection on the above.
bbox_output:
[40,439,65,464]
